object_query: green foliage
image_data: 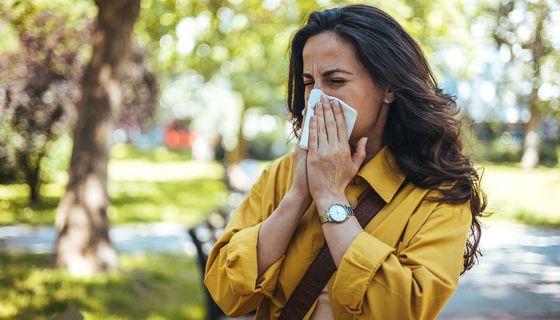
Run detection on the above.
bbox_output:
[469,138,523,164]
[0,0,159,204]
[487,0,560,114]
[539,141,560,166]
[39,134,73,184]
[0,0,95,56]
[0,1,91,201]
[464,121,559,166]
[135,0,315,121]
[0,252,205,319]
[134,0,480,159]
[247,130,291,160]
[136,0,474,106]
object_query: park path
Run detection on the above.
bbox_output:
[1,221,559,319]
[440,222,560,319]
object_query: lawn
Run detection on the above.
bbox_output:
[0,145,227,227]
[0,145,222,319]
[0,252,205,319]
[481,163,560,226]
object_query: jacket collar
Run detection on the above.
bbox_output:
[357,145,406,203]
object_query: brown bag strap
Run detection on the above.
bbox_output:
[278,187,386,320]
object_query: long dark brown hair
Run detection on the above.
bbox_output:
[287,5,487,273]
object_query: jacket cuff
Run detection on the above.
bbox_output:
[225,222,285,297]
[331,232,394,313]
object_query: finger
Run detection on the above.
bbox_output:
[294,142,307,156]
[295,144,308,166]
[322,96,338,144]
[332,100,348,142]
[352,137,368,171]
[309,115,318,152]
[315,99,328,148]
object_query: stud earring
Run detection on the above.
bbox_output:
[383,97,392,104]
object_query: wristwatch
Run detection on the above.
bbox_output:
[319,203,354,224]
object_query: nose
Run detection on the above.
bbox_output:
[312,80,324,92]
[313,84,331,97]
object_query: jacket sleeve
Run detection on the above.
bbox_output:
[330,202,472,319]
[204,163,286,317]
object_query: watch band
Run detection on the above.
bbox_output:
[318,203,354,224]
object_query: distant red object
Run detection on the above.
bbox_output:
[164,120,196,149]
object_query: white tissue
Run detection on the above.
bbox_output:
[299,89,358,150]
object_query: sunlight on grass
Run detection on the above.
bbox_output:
[0,145,227,226]
[0,183,60,225]
[0,252,205,320]
[481,164,560,226]
[109,160,223,182]
[0,177,226,227]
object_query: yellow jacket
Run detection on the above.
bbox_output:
[204,146,472,319]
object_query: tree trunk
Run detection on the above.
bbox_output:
[232,104,248,164]
[24,155,41,206]
[54,0,140,276]
[521,11,546,170]
[521,87,540,169]
[17,150,41,206]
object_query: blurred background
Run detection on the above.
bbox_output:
[0,0,559,319]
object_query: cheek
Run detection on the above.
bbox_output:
[354,101,381,133]
[355,112,375,133]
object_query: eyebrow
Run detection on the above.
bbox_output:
[302,68,353,78]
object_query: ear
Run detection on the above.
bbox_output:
[383,87,395,103]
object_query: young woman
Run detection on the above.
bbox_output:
[204,4,486,319]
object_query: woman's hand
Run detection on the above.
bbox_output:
[289,145,311,200]
[307,95,368,208]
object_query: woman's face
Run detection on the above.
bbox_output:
[302,31,392,147]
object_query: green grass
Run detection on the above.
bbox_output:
[0,146,216,319]
[110,144,195,163]
[480,163,560,227]
[0,252,205,320]
[0,144,227,227]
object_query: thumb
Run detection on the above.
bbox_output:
[294,144,308,160]
[351,137,368,171]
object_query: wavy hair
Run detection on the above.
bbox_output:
[286,5,487,273]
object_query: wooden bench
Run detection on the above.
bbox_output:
[188,206,231,320]
[188,161,260,319]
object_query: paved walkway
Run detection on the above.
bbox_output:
[440,222,560,319]
[1,221,559,319]
[0,222,196,255]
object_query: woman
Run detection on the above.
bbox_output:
[204,4,486,320]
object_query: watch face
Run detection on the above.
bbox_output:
[330,205,348,222]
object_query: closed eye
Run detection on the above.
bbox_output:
[330,78,346,84]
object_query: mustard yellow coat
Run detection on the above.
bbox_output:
[204,147,472,319]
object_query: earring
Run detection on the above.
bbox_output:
[383,97,392,104]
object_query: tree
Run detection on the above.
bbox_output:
[488,0,560,168]
[117,46,159,141]
[0,6,90,205]
[54,0,141,275]
[135,0,309,163]
[134,0,479,163]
